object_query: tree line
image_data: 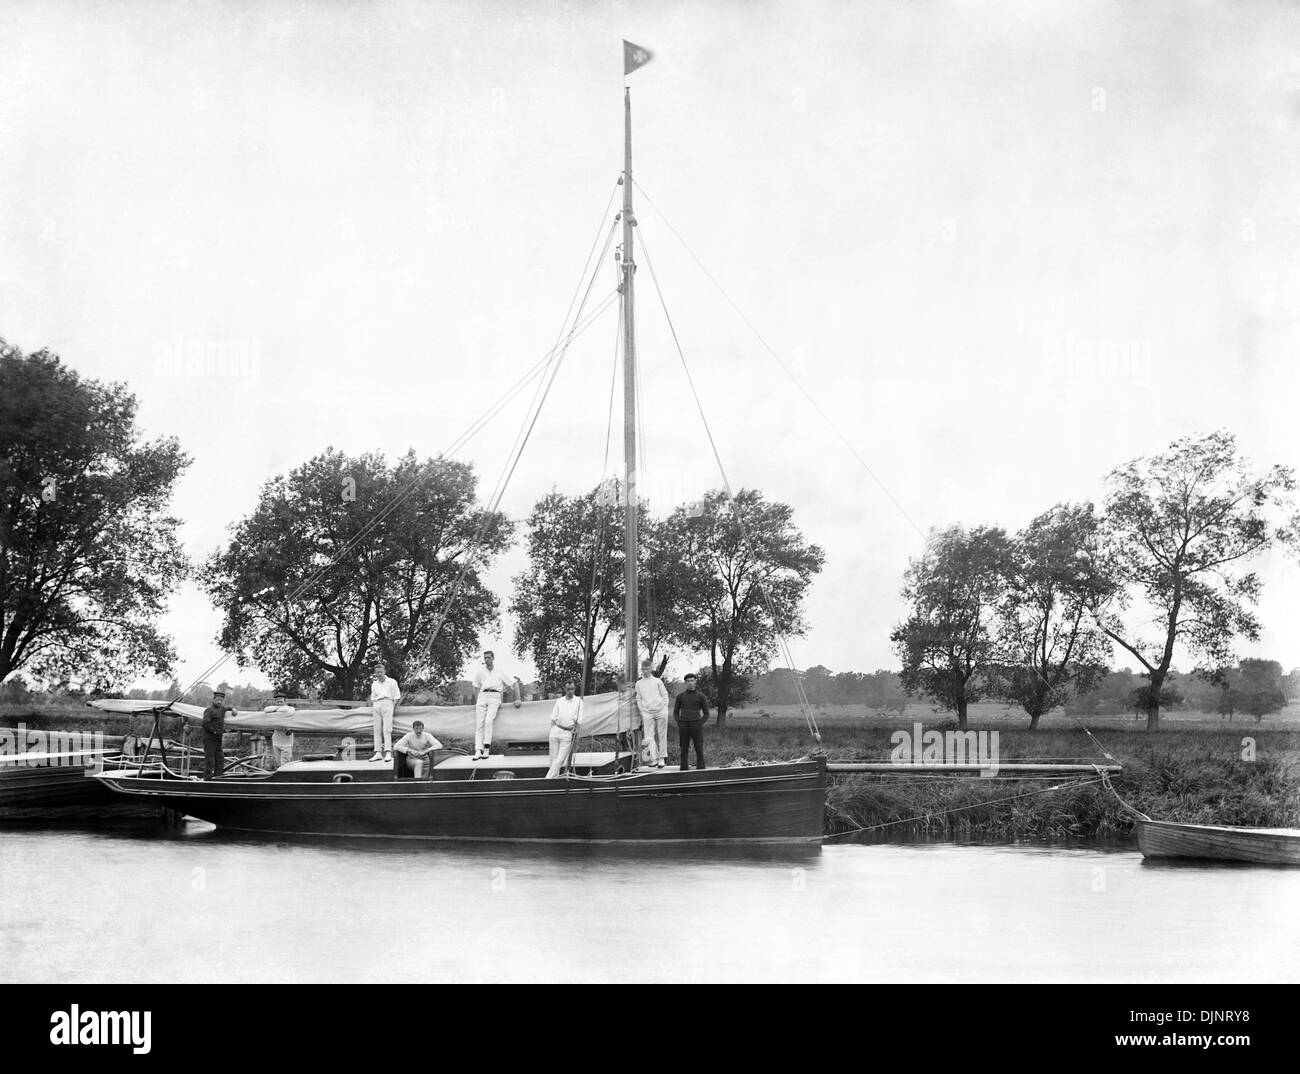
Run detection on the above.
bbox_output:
[1,343,823,723]
[3,343,1296,735]
[890,432,1298,731]
[742,661,1299,725]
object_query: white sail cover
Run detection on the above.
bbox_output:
[90,690,639,739]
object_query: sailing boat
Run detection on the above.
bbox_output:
[91,60,829,845]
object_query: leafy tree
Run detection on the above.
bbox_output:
[802,664,835,707]
[1093,431,1298,730]
[994,504,1111,729]
[201,449,510,699]
[0,673,31,705]
[865,669,910,715]
[892,525,1013,731]
[1233,658,1287,723]
[510,485,633,694]
[656,489,824,728]
[832,670,868,706]
[0,342,189,688]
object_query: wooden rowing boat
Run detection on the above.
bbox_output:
[1136,818,1300,865]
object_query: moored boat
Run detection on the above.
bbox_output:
[1136,818,1300,866]
[0,734,161,821]
[95,753,827,844]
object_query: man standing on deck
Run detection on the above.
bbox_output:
[672,674,710,770]
[471,649,521,760]
[546,681,583,778]
[635,660,670,768]
[201,689,233,779]
[370,664,400,763]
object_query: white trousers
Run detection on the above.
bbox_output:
[408,756,427,778]
[372,699,394,753]
[475,694,502,752]
[642,710,668,764]
[547,731,575,778]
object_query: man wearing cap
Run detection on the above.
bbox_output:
[369,664,401,763]
[201,690,234,779]
[470,649,521,760]
[672,674,710,770]
[394,719,441,778]
[634,660,670,768]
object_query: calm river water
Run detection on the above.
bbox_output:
[2,823,1298,982]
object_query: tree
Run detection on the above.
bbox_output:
[1093,431,1298,730]
[1235,658,1287,723]
[892,525,1012,731]
[201,449,511,699]
[0,673,31,705]
[802,664,835,707]
[657,489,824,728]
[832,670,868,706]
[994,504,1111,729]
[509,484,637,694]
[0,343,189,688]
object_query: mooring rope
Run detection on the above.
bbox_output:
[823,776,1105,839]
[638,228,821,745]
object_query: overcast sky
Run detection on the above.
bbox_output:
[2,0,1298,690]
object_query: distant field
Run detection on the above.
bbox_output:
[731,700,1300,731]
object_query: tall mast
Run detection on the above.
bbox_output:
[621,86,639,685]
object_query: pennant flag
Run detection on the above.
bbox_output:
[624,40,653,76]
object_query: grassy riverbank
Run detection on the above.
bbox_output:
[710,704,1300,841]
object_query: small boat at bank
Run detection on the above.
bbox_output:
[1136,818,1300,866]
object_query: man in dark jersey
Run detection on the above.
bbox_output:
[672,674,710,770]
[201,689,233,779]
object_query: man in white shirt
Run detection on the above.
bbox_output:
[394,719,441,778]
[635,660,671,769]
[470,649,520,760]
[369,664,401,763]
[546,681,583,778]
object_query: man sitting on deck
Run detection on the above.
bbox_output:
[546,681,583,778]
[393,720,441,778]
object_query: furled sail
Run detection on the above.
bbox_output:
[90,691,636,740]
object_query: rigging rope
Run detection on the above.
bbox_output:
[173,191,624,707]
[632,180,926,542]
[638,228,821,744]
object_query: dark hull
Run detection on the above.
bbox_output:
[98,759,827,844]
[0,763,160,821]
